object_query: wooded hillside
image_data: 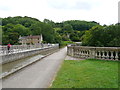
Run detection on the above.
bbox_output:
[1,16,120,47]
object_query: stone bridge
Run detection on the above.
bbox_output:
[1,44,120,88]
[67,45,120,61]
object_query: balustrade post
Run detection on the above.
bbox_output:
[71,48,74,57]
[70,47,71,56]
[67,46,69,55]
[89,49,95,58]
[69,48,71,56]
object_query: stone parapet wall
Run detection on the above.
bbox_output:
[1,44,59,64]
[0,44,53,55]
[67,45,120,61]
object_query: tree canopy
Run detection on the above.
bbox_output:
[1,16,119,47]
[82,24,120,47]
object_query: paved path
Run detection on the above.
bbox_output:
[2,47,67,88]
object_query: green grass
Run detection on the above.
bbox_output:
[51,59,119,88]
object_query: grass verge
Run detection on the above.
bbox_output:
[51,59,119,88]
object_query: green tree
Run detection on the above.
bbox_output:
[13,24,31,36]
[30,23,41,35]
[82,25,104,46]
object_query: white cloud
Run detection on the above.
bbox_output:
[46,0,101,10]
[0,0,119,25]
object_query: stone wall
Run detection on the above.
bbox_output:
[1,44,59,64]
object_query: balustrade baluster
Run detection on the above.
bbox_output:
[95,51,98,58]
[102,51,105,59]
[106,51,109,59]
[76,49,78,57]
[98,51,101,59]
[74,49,76,57]
[79,49,81,58]
[82,49,85,58]
[78,49,80,58]
[87,50,89,58]
[115,51,118,60]
[81,50,83,58]
[82,50,84,58]
[85,51,87,58]
[85,50,87,58]
[88,50,90,58]
[77,49,79,57]
[72,48,74,57]
[110,51,114,60]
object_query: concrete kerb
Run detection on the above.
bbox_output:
[0,48,60,79]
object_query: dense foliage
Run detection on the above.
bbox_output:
[2,16,60,44]
[1,16,119,47]
[82,24,120,47]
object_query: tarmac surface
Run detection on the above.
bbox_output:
[2,47,67,88]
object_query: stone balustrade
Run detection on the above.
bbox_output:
[67,45,120,61]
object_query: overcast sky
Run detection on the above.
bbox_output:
[0,0,119,25]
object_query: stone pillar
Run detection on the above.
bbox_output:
[90,49,96,58]
[72,48,74,57]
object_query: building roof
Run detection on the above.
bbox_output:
[27,35,41,39]
[19,35,42,40]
